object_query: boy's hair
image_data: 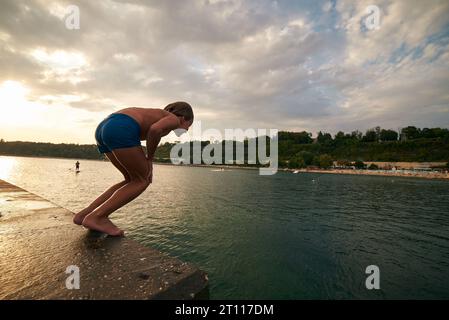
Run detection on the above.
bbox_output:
[164,101,194,121]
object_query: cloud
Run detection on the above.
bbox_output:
[0,0,448,144]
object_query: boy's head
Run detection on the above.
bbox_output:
[164,101,194,131]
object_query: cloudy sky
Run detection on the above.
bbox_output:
[0,0,448,144]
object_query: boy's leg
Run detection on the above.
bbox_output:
[82,146,150,236]
[73,181,127,224]
[73,152,130,225]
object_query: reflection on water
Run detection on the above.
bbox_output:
[0,157,16,180]
[1,155,449,299]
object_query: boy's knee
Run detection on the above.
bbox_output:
[142,178,151,188]
[120,179,130,185]
[131,176,150,189]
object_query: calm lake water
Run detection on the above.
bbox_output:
[1,155,449,299]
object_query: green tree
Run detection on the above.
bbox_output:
[288,155,305,169]
[335,131,345,140]
[351,130,363,140]
[421,128,449,139]
[375,126,381,139]
[368,163,379,170]
[279,131,312,144]
[401,126,421,140]
[354,160,366,169]
[316,154,333,168]
[317,131,333,144]
[363,129,377,142]
[421,128,433,138]
[380,129,398,141]
[297,151,314,165]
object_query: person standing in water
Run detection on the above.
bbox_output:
[73,101,194,236]
[75,161,80,172]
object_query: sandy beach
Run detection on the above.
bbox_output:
[287,168,449,180]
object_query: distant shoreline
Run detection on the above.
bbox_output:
[1,154,448,180]
[155,162,260,171]
[285,168,449,180]
[155,162,449,180]
[157,162,449,180]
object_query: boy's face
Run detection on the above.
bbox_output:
[174,117,193,136]
[178,117,193,131]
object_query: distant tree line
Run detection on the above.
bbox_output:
[1,126,448,169]
[0,140,104,160]
[277,126,449,169]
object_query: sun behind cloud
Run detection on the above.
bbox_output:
[0,0,448,144]
[0,80,106,143]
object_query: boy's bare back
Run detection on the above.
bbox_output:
[113,107,172,140]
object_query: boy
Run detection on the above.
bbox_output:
[73,101,194,236]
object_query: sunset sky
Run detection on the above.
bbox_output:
[0,0,448,144]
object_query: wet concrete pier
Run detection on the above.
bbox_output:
[0,179,209,300]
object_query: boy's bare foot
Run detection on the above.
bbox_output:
[82,214,124,237]
[73,210,90,225]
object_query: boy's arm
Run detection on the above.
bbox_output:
[146,115,180,160]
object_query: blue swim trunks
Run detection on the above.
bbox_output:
[95,113,141,154]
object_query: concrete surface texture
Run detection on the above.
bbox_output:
[0,179,209,300]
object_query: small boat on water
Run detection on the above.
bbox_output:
[292,170,300,174]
